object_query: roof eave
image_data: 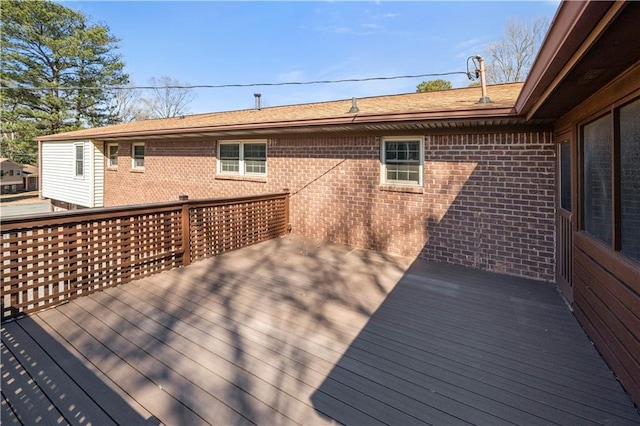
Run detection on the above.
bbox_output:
[516,0,625,119]
[36,106,518,142]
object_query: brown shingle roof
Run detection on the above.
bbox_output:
[37,83,523,141]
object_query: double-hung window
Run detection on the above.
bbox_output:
[218,141,267,176]
[381,137,424,186]
[74,143,84,177]
[132,143,145,169]
[107,143,118,168]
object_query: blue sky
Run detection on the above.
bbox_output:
[62,1,560,114]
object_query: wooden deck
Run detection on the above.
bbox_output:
[2,236,639,425]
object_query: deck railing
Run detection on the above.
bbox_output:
[1,192,289,321]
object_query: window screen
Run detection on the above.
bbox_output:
[620,98,640,262]
[583,115,612,245]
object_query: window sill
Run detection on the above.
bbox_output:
[379,184,424,194]
[215,174,266,183]
[106,167,118,171]
[130,168,145,173]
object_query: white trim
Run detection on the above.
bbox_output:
[74,142,85,178]
[217,140,267,177]
[380,136,424,187]
[107,143,119,168]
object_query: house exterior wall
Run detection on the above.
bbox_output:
[1,160,24,193]
[41,140,98,208]
[554,61,640,406]
[103,129,555,282]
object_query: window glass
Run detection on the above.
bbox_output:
[383,140,422,185]
[219,143,240,173]
[75,144,84,176]
[108,144,118,167]
[583,115,612,245]
[132,144,145,168]
[218,142,266,176]
[559,141,571,211]
[620,98,640,262]
[244,143,266,174]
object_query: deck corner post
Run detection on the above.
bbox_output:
[181,203,191,266]
[284,191,291,235]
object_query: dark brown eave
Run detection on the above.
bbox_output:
[517,1,639,120]
[38,106,521,142]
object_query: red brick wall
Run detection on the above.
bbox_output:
[104,131,555,281]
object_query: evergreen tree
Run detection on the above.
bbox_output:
[416,79,453,93]
[0,0,128,162]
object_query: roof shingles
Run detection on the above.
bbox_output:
[38,83,523,141]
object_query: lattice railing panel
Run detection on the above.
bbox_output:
[1,193,288,320]
[189,195,288,262]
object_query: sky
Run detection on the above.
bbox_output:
[60,1,560,115]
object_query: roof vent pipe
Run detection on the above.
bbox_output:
[476,56,492,104]
[348,97,359,113]
[254,93,261,111]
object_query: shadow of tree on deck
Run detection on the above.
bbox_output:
[1,316,159,425]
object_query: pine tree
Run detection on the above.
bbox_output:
[0,0,128,162]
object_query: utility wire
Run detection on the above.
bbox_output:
[1,71,470,91]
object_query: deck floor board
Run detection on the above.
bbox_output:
[2,236,639,425]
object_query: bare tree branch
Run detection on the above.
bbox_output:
[140,76,196,118]
[484,16,550,84]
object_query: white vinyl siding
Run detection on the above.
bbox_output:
[93,141,104,207]
[41,140,103,208]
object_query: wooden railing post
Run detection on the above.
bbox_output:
[181,202,191,266]
[285,191,291,234]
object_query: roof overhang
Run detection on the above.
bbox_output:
[38,106,536,142]
[517,1,640,120]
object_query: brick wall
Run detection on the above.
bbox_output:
[104,131,555,281]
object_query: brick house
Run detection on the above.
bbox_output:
[37,0,640,404]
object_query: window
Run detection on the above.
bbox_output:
[583,115,612,245]
[132,143,145,169]
[580,96,640,264]
[381,137,424,186]
[16,170,21,176]
[75,143,84,177]
[218,141,267,176]
[107,143,118,167]
[620,98,640,262]
[559,141,571,212]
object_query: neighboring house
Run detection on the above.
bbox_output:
[0,158,24,194]
[37,0,640,405]
[21,164,38,191]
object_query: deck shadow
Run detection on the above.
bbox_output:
[310,258,640,425]
[1,316,159,425]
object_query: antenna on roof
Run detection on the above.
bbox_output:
[467,56,493,104]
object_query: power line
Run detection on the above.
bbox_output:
[1,71,470,91]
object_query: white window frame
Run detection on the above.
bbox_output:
[380,136,424,187]
[107,143,119,168]
[74,143,85,178]
[217,140,267,177]
[131,143,145,170]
